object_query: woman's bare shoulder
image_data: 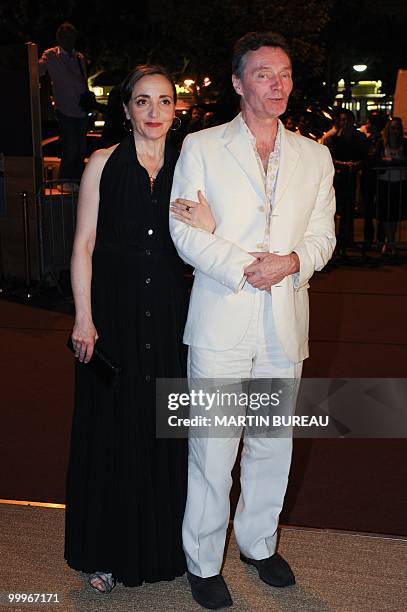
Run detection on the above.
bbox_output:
[91,143,120,163]
[84,143,120,177]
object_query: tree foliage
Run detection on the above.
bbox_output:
[159,0,333,97]
[0,0,332,80]
[322,0,407,94]
[1,0,406,103]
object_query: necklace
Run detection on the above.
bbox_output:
[139,156,163,193]
[149,174,157,192]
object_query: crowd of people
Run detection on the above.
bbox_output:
[39,22,406,261]
[283,111,407,259]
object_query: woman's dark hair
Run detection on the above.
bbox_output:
[339,108,356,123]
[121,64,177,106]
[382,116,404,146]
[232,31,291,79]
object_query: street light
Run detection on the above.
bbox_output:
[353,64,367,72]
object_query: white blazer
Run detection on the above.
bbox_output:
[169,114,336,363]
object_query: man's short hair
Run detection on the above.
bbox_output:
[232,31,291,79]
[56,22,78,44]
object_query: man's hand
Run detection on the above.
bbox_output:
[244,252,299,291]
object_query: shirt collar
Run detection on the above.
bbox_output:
[58,46,77,58]
[239,113,282,155]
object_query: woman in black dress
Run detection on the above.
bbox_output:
[65,65,189,592]
[375,117,407,256]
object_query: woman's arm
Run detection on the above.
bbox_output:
[70,148,112,363]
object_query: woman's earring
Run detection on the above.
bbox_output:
[123,118,132,133]
[170,116,182,131]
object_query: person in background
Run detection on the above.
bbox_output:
[65,64,191,593]
[203,111,217,129]
[99,84,127,148]
[170,105,205,150]
[319,118,338,146]
[39,22,89,187]
[283,114,297,132]
[296,114,314,139]
[323,109,368,257]
[359,113,383,250]
[375,117,407,256]
[183,105,204,134]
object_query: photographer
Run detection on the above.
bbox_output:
[39,22,89,187]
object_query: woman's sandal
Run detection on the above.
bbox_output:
[88,571,116,594]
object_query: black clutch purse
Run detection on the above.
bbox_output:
[67,336,123,383]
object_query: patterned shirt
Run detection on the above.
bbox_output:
[240,114,282,251]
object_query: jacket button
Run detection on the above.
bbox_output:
[145,343,151,349]
[145,310,151,317]
[145,249,151,255]
[145,375,151,382]
[146,277,151,284]
[148,229,154,235]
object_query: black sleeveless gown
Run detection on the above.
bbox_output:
[64,135,188,587]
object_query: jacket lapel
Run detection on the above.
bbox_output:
[274,126,300,209]
[223,114,265,202]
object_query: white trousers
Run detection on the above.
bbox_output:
[183,289,303,578]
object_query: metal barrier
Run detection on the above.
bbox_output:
[37,179,79,286]
[36,170,406,279]
[373,166,407,225]
[333,166,407,256]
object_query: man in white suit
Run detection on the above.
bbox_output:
[170,31,336,609]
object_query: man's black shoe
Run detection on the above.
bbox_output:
[240,552,295,587]
[187,572,233,609]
